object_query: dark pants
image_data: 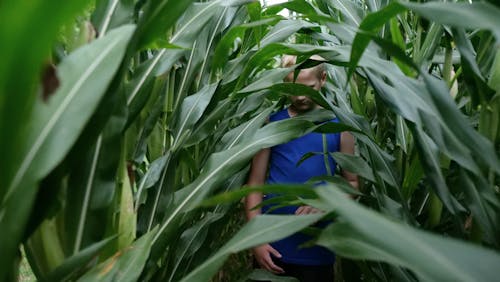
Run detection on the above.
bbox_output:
[253,258,334,282]
[274,259,334,282]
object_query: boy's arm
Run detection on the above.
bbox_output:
[340,131,359,190]
[245,148,270,220]
[245,148,284,274]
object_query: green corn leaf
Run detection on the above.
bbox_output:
[211,18,280,72]
[135,155,169,211]
[172,82,219,149]
[179,214,323,282]
[330,152,375,182]
[268,83,331,110]
[328,0,363,27]
[78,228,158,282]
[264,0,315,15]
[200,184,317,208]
[348,2,406,79]
[92,0,135,36]
[42,236,115,282]
[235,43,339,91]
[6,24,135,201]
[409,124,462,214]
[168,0,255,49]
[490,49,500,93]
[458,169,500,245]
[168,212,225,281]
[184,98,234,147]
[238,67,295,94]
[261,19,317,47]
[152,118,320,249]
[452,28,495,106]
[401,153,424,200]
[402,1,500,40]
[133,0,195,49]
[414,23,443,66]
[395,116,408,154]
[315,185,500,282]
[219,107,274,150]
[421,72,500,174]
[0,25,134,281]
[124,56,168,127]
[0,0,92,212]
[368,33,419,74]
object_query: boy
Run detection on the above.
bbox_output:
[245,55,358,282]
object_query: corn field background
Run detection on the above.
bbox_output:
[0,0,499,281]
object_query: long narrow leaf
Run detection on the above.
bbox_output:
[402,2,500,40]
[7,24,135,199]
[315,185,500,282]
[153,118,321,245]
[78,229,157,282]
[180,214,323,282]
[0,25,134,281]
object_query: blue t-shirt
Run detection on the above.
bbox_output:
[262,108,340,265]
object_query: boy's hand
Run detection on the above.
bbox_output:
[253,244,284,274]
[295,205,322,215]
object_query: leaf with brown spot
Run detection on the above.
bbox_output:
[99,251,122,277]
[41,62,60,102]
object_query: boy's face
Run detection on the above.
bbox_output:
[285,68,326,114]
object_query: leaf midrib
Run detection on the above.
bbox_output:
[6,38,121,201]
[99,0,120,37]
[171,1,220,43]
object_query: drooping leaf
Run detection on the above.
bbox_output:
[7,24,135,199]
[401,1,500,40]
[171,82,219,149]
[151,117,322,254]
[133,0,195,49]
[238,67,294,94]
[421,72,500,174]
[92,0,135,36]
[458,169,500,245]
[261,19,317,47]
[348,2,406,79]
[179,214,323,282]
[330,152,375,182]
[42,236,115,282]
[184,98,234,147]
[315,185,500,282]
[0,0,93,208]
[452,28,495,106]
[235,43,340,91]
[78,228,158,282]
[200,184,317,208]
[0,25,134,281]
[135,155,169,210]
[167,212,225,281]
[328,0,363,27]
[218,107,274,150]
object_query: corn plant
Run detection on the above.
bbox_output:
[179,0,500,281]
[1,0,499,281]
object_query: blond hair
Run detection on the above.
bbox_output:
[281,55,326,78]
